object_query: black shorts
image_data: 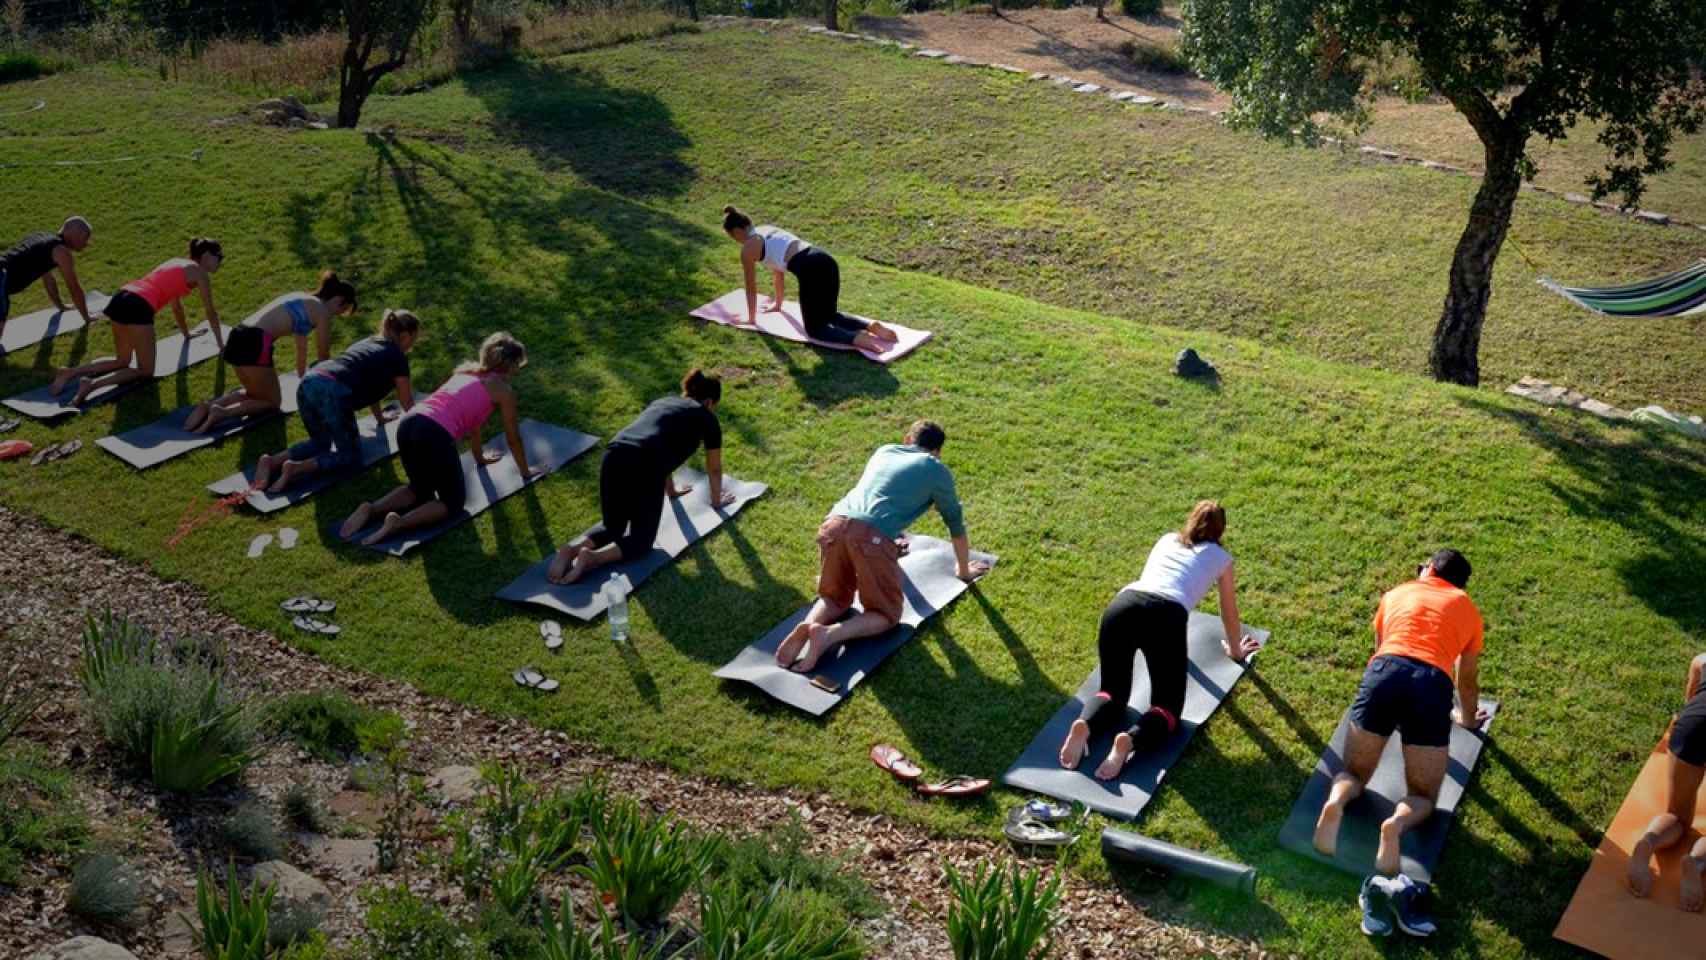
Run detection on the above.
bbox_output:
[398,415,466,511]
[221,326,271,368]
[1349,654,1455,748]
[103,289,157,326]
[1671,691,1706,767]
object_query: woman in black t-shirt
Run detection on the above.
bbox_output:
[252,309,420,493]
[548,368,732,585]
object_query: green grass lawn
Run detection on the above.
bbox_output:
[3,32,1705,959]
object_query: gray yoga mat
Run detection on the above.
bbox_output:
[2,323,222,420]
[713,535,997,716]
[0,291,110,354]
[96,374,302,470]
[1001,613,1270,820]
[207,412,403,514]
[334,419,599,556]
[1276,699,1499,883]
[495,469,770,620]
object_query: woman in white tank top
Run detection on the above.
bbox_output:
[720,205,901,353]
[1058,501,1262,780]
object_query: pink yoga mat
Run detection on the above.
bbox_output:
[689,290,930,363]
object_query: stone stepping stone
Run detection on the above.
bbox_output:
[916,48,948,58]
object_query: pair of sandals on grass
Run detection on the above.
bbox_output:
[282,595,340,637]
[873,744,1081,848]
[0,437,83,464]
[514,620,569,693]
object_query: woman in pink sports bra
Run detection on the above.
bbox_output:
[339,331,541,547]
[184,271,358,434]
[51,238,224,407]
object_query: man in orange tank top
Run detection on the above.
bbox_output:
[1313,548,1491,879]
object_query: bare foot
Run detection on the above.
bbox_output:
[184,403,211,433]
[48,369,72,396]
[339,502,374,540]
[547,543,585,583]
[1059,718,1090,769]
[1628,836,1656,898]
[774,622,811,668]
[70,378,94,407]
[558,551,594,585]
[270,459,306,493]
[252,454,277,491]
[1094,732,1133,781]
[1375,818,1404,877]
[866,320,900,342]
[1682,855,1704,912]
[361,511,404,546]
[1313,797,1346,857]
[197,404,230,434]
[792,623,834,673]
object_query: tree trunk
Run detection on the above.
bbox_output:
[823,0,836,30]
[1428,133,1525,386]
[1096,0,1107,20]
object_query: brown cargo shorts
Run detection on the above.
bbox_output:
[815,515,904,625]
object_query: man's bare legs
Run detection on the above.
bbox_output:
[1374,744,1449,876]
[1629,755,1705,902]
[774,598,894,673]
[1314,723,1388,858]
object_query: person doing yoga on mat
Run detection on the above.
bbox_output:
[1,217,94,337]
[1058,501,1261,780]
[339,331,538,546]
[1314,548,1491,876]
[252,309,421,494]
[775,420,991,674]
[50,238,225,406]
[183,271,358,434]
[547,369,731,585]
[721,205,899,353]
[1627,651,1706,911]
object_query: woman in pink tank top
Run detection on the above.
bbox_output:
[50,238,225,406]
[339,331,541,546]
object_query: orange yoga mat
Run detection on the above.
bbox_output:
[1553,735,1706,958]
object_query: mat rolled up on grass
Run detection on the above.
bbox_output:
[1001,613,1268,821]
[0,292,110,354]
[1102,828,1260,895]
[334,419,599,556]
[689,290,931,363]
[207,413,403,514]
[1553,733,1706,959]
[713,534,995,716]
[495,468,769,620]
[97,373,303,470]
[2,323,222,420]
[1276,700,1498,883]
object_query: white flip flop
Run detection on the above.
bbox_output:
[513,667,544,689]
[277,527,299,550]
[247,533,274,559]
[281,596,335,615]
[540,620,563,651]
[292,615,341,636]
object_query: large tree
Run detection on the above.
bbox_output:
[337,0,437,129]
[1183,1,1706,386]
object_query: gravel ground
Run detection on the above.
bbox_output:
[0,505,1278,959]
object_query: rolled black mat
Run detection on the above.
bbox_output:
[1101,828,1258,896]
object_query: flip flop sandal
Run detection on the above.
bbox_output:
[45,439,82,462]
[280,596,335,615]
[0,419,19,433]
[1004,817,1075,848]
[277,527,299,550]
[540,619,564,651]
[513,667,544,689]
[292,615,341,636]
[870,744,923,782]
[916,776,992,798]
[1007,799,1074,825]
[29,442,61,466]
[0,440,32,461]
[247,533,274,559]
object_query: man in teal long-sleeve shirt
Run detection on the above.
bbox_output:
[776,419,991,673]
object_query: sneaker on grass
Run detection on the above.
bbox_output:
[1358,874,1394,937]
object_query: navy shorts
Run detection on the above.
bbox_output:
[1672,690,1706,767]
[1349,654,1455,749]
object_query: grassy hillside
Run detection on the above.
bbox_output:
[2,37,1704,958]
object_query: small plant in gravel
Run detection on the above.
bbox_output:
[697,880,862,960]
[281,783,331,834]
[152,706,260,795]
[0,749,89,884]
[578,799,714,931]
[67,852,145,926]
[710,811,881,923]
[370,735,425,874]
[539,897,682,960]
[0,662,47,750]
[943,861,1061,960]
[275,931,332,960]
[265,691,405,761]
[361,883,493,960]
[191,863,275,960]
[1120,0,1161,17]
[444,765,591,909]
[220,800,285,861]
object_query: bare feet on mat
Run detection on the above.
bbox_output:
[48,369,71,396]
[198,404,230,434]
[1628,836,1656,898]
[792,623,834,673]
[184,402,210,433]
[361,511,403,546]
[1094,732,1133,781]
[1313,798,1345,857]
[1058,718,1090,769]
[547,543,584,583]
[70,378,94,407]
[1375,819,1403,877]
[557,550,594,585]
[271,459,308,493]
[253,454,277,491]
[1682,855,1705,912]
[867,320,900,342]
[340,502,373,540]
[774,621,811,668]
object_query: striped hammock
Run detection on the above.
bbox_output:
[1540,259,1706,317]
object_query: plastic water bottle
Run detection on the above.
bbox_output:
[605,576,630,643]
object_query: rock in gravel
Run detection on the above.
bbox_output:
[27,938,141,960]
[426,764,483,805]
[251,861,330,926]
[299,835,380,879]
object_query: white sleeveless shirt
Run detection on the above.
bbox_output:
[754,225,808,272]
[1124,533,1232,609]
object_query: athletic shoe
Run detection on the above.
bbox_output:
[1358,875,1394,937]
[1388,876,1438,937]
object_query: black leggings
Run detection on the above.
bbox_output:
[787,248,868,346]
[586,445,666,562]
[398,415,467,510]
[1078,590,1188,749]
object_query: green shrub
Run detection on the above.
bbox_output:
[1120,0,1161,16]
[578,800,713,931]
[474,901,544,958]
[152,706,259,795]
[0,750,89,884]
[0,51,56,84]
[275,931,331,960]
[269,899,325,951]
[444,766,593,907]
[282,783,331,834]
[220,802,284,861]
[361,884,493,960]
[67,852,145,926]
[943,862,1061,960]
[697,881,862,960]
[0,663,47,751]
[711,812,881,921]
[539,898,681,960]
[191,864,275,960]
[1116,37,1191,75]
[265,691,404,760]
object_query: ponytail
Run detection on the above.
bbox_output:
[314,270,358,312]
[379,308,420,343]
[457,330,527,376]
[681,367,722,404]
[721,205,752,233]
[189,237,223,261]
